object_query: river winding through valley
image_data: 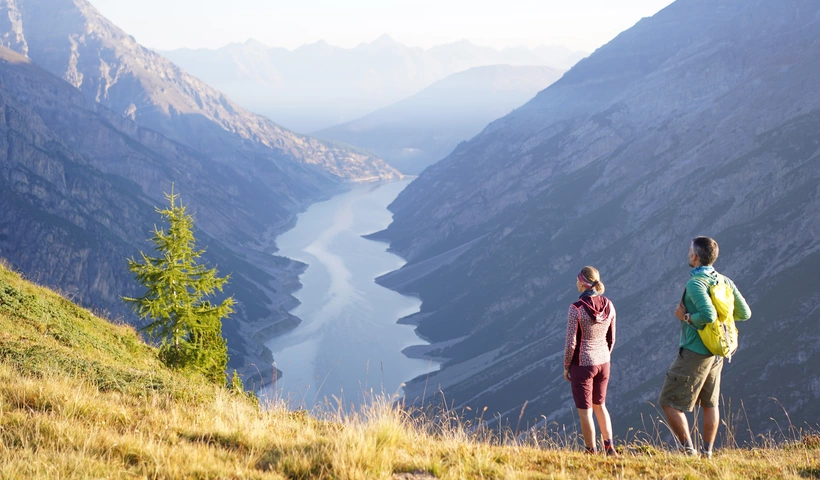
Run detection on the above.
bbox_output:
[263,179,437,410]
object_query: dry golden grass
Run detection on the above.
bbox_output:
[0,261,818,479]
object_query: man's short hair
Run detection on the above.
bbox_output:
[692,236,719,266]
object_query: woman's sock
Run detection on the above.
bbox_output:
[603,439,618,456]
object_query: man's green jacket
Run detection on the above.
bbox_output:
[681,266,752,355]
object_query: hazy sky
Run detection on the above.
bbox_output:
[89,0,676,52]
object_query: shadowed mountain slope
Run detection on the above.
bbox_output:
[374,0,820,435]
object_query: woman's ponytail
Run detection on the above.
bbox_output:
[580,266,605,294]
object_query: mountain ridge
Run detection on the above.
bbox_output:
[314,64,566,174]
[161,37,587,132]
[0,0,398,184]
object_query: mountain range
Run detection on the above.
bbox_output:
[315,65,565,174]
[0,0,398,385]
[372,0,820,436]
[162,37,586,132]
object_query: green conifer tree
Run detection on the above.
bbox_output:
[124,187,234,384]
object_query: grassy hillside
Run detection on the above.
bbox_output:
[0,260,817,479]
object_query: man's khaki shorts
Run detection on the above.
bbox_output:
[658,347,723,412]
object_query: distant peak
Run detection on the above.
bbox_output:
[373,34,398,44]
[294,39,336,54]
[301,39,332,48]
[361,34,403,49]
[243,38,269,48]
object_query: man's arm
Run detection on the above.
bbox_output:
[688,278,717,327]
[730,279,752,321]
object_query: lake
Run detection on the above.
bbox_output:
[264,179,438,410]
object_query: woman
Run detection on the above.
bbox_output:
[563,266,617,455]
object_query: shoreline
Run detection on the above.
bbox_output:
[232,182,354,390]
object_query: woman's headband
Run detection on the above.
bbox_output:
[577,272,597,289]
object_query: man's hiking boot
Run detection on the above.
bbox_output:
[701,449,713,459]
[682,446,699,457]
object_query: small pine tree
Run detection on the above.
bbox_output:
[124,187,234,384]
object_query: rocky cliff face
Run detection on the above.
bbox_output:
[0,0,397,186]
[0,0,26,55]
[376,0,820,436]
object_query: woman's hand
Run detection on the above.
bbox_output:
[563,368,571,382]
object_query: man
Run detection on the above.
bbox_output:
[659,236,751,458]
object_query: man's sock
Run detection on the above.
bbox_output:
[603,439,614,450]
[702,441,714,458]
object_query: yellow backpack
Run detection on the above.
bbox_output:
[697,275,738,360]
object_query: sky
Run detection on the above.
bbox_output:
[89,0,676,52]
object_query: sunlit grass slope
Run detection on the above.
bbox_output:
[0,260,817,479]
